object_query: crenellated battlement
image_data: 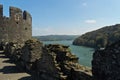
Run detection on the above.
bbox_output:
[0,5,32,22]
[0,5,3,17]
[0,4,32,43]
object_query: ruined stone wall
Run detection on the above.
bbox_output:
[0,5,32,43]
[4,39,92,80]
[92,40,120,80]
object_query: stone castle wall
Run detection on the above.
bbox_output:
[0,5,32,43]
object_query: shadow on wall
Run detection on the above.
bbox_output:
[3,59,14,63]
[18,76,32,80]
[0,54,7,58]
[0,53,33,80]
[0,66,23,74]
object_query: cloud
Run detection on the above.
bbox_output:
[85,20,97,24]
[82,2,87,6]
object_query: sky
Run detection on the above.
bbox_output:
[0,0,120,36]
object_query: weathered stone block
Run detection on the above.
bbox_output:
[21,39,43,63]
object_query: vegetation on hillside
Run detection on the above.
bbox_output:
[34,35,79,41]
[73,24,120,48]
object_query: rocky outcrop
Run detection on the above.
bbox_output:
[44,44,92,80]
[92,40,120,80]
[45,44,79,63]
[3,39,92,80]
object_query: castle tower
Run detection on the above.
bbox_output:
[0,5,32,43]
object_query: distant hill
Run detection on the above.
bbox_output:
[34,35,79,41]
[73,24,120,48]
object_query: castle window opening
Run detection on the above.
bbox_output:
[15,14,20,21]
[25,27,28,30]
[16,22,18,24]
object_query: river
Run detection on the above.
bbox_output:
[42,40,94,67]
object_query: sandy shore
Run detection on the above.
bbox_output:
[0,52,31,80]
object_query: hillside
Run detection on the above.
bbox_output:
[34,35,79,41]
[73,24,120,48]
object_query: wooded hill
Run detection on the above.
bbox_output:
[34,35,79,41]
[73,24,120,48]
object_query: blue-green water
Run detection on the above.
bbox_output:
[43,40,94,67]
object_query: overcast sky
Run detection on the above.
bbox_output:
[0,0,120,36]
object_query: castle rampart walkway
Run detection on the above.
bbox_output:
[0,51,31,80]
